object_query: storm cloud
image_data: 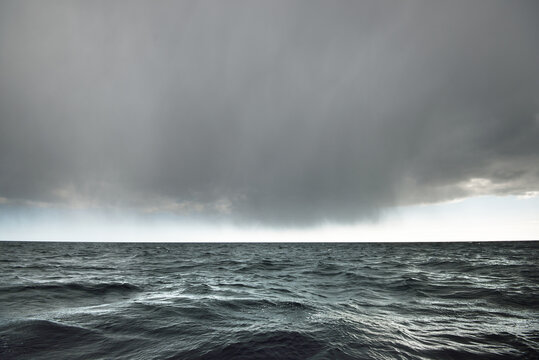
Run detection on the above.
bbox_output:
[1,0,538,225]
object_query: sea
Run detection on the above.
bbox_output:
[0,241,537,360]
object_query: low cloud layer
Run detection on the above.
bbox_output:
[1,0,538,225]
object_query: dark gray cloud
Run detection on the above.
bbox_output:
[1,0,538,225]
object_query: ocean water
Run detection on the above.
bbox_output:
[0,242,538,360]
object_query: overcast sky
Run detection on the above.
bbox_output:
[1,1,538,238]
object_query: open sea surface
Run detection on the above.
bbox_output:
[0,241,538,359]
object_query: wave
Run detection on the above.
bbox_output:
[212,298,312,312]
[0,282,142,312]
[0,320,105,360]
[166,330,325,360]
[0,282,141,296]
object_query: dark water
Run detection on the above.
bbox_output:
[0,242,538,360]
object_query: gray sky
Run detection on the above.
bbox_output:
[1,0,538,226]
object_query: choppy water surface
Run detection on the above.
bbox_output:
[0,241,538,359]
